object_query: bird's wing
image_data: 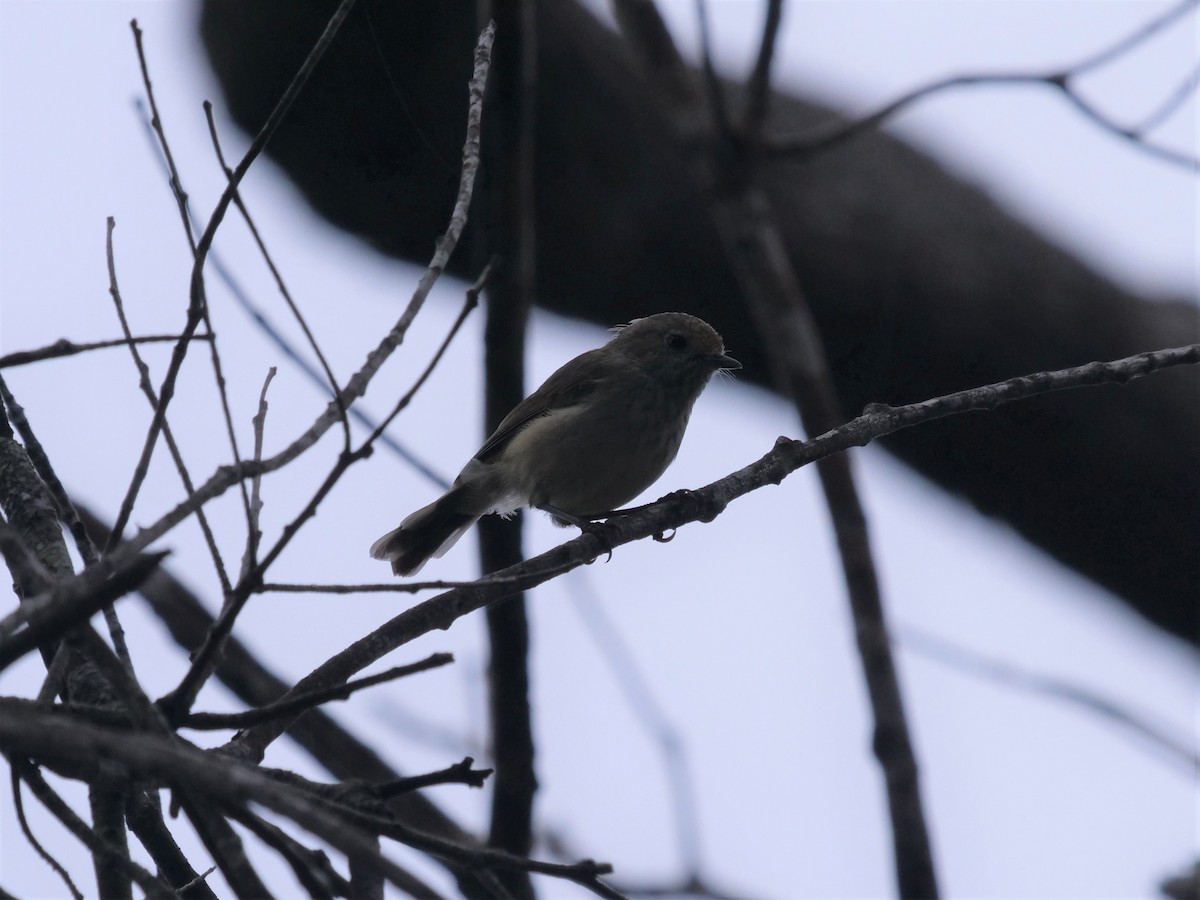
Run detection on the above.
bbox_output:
[474,348,608,462]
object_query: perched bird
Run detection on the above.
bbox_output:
[370,312,740,575]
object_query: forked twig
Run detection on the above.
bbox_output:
[764,0,1199,168]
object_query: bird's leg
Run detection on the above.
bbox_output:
[537,504,597,530]
[538,505,615,564]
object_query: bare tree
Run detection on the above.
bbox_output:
[0,2,1196,898]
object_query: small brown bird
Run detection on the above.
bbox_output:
[370,312,740,575]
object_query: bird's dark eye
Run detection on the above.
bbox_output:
[665,333,687,351]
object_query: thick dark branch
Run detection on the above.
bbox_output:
[0,552,167,671]
[478,3,539,888]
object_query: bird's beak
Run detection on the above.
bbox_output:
[710,352,741,370]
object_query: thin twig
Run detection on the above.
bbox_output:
[11,758,175,899]
[1068,0,1195,76]
[238,367,276,579]
[764,0,1200,169]
[376,756,493,799]
[203,103,351,451]
[258,578,516,594]
[0,335,213,370]
[131,25,256,565]
[1130,58,1200,136]
[9,763,85,900]
[131,20,196,252]
[105,217,233,598]
[181,653,454,730]
[370,260,492,439]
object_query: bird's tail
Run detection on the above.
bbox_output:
[369,490,479,577]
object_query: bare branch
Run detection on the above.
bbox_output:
[203,103,352,451]
[130,20,196,252]
[10,759,173,899]
[0,335,213,370]
[228,342,1200,762]
[1131,58,1200,136]
[181,653,454,731]
[616,3,935,894]
[764,1,1199,168]
[9,764,84,900]
[0,551,167,670]
[743,0,784,136]
[0,702,613,898]
[105,216,233,599]
[225,807,352,900]
[154,24,495,726]
[238,367,276,580]
[375,756,493,799]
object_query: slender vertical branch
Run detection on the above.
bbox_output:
[612,3,939,895]
[477,6,539,894]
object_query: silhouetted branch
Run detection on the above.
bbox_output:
[202,101,351,450]
[376,756,493,799]
[765,0,1198,168]
[616,3,937,894]
[478,5,539,887]
[9,764,84,900]
[181,653,454,731]
[10,759,173,899]
[228,343,1200,761]
[105,216,234,600]
[0,702,616,898]
[0,335,213,370]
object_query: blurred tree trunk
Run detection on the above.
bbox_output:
[199,0,1199,646]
